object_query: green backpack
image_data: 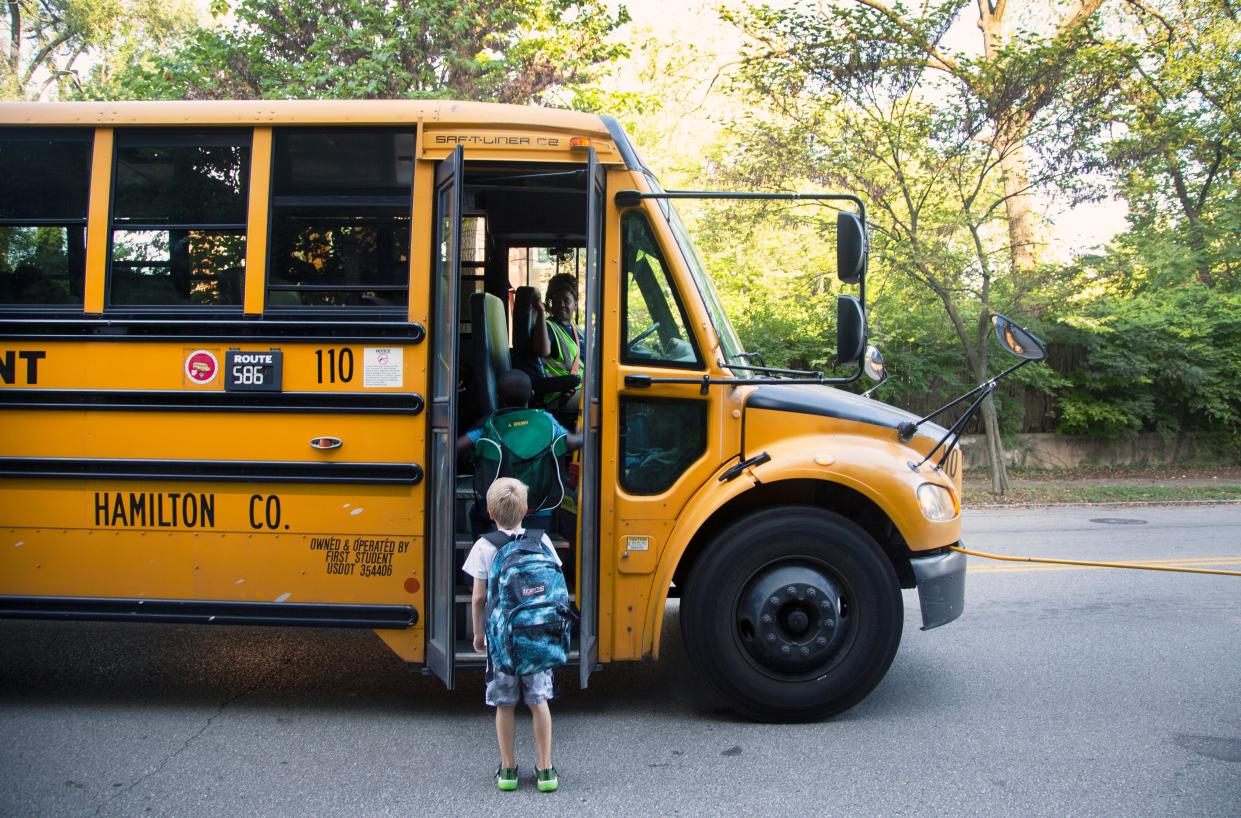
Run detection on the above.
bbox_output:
[472,408,570,513]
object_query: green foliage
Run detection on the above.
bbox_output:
[1,0,195,100]
[1049,285,1241,438]
[1098,0,1241,291]
[84,0,629,104]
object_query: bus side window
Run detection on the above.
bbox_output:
[266,129,414,310]
[619,397,708,495]
[109,130,250,308]
[0,128,92,307]
[620,211,700,367]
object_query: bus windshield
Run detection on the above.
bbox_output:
[641,169,745,363]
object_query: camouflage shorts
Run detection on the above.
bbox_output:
[485,657,554,708]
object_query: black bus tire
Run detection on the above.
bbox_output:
[680,506,903,722]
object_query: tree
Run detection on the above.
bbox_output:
[970,0,1109,270]
[90,0,630,105]
[727,0,1110,272]
[1099,0,1241,290]
[720,0,1124,493]
[2,0,194,100]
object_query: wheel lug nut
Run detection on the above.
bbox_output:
[816,637,827,646]
[824,618,835,628]
[770,597,781,607]
[807,588,817,597]
[761,614,772,624]
[781,645,790,655]
[800,647,810,657]
[820,600,830,608]
[766,633,776,643]
[786,586,797,596]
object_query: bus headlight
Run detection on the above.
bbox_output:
[917,483,958,521]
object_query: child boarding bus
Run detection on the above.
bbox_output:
[0,100,972,722]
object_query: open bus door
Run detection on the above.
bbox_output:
[425,145,464,688]
[578,148,604,687]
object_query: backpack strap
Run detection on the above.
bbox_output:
[482,530,514,548]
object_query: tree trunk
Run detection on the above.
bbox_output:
[980,393,1010,495]
[970,335,1010,496]
[999,137,1039,271]
[975,0,1109,273]
[977,1,1041,272]
[7,1,20,76]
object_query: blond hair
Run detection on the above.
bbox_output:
[486,477,529,529]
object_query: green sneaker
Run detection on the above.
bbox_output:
[495,766,518,791]
[536,766,559,793]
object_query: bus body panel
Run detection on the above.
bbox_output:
[1,480,423,603]
[631,405,962,660]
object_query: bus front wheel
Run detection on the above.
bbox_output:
[680,507,903,722]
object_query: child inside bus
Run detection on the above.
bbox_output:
[463,477,562,792]
[457,369,582,533]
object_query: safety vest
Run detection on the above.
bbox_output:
[545,320,581,377]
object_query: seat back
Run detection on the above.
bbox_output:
[510,285,545,380]
[511,286,538,354]
[468,291,511,423]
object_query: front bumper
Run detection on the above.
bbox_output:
[910,545,967,630]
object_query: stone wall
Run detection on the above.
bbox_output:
[958,433,1237,470]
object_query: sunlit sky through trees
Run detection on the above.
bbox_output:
[178,0,1125,257]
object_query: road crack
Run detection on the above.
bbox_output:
[89,649,289,817]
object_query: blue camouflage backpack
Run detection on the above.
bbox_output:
[483,529,576,676]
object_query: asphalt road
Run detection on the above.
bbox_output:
[2,504,1239,817]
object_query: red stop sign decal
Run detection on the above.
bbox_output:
[184,350,218,385]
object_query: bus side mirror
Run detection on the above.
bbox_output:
[863,344,886,382]
[991,313,1047,361]
[836,295,866,366]
[837,212,867,284]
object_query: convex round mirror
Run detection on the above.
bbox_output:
[863,345,886,382]
[861,345,888,397]
[991,313,1047,361]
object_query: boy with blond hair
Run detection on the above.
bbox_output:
[462,477,562,792]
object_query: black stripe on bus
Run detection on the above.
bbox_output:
[0,389,425,414]
[0,457,424,485]
[0,596,418,628]
[0,317,425,344]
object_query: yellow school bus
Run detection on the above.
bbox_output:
[0,100,970,721]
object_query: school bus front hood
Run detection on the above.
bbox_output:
[739,383,964,549]
[743,384,949,443]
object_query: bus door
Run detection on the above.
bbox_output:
[577,149,604,687]
[425,146,464,688]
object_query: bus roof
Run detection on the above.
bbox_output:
[0,99,612,135]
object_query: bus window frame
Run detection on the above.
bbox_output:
[619,208,704,371]
[104,127,253,314]
[262,126,417,315]
[0,127,94,311]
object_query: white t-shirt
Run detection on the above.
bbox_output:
[462,527,562,581]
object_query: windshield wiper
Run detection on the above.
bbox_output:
[721,352,823,377]
[721,361,823,377]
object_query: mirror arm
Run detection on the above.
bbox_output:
[861,372,888,398]
[614,189,866,224]
[911,382,996,470]
[625,372,863,393]
[898,358,1031,441]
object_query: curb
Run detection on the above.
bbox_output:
[967,499,1241,510]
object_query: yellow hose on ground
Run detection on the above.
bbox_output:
[949,546,1241,577]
